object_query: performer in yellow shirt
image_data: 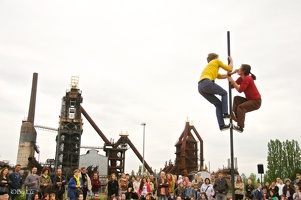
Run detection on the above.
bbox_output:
[198,53,233,131]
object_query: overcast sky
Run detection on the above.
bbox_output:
[1,0,301,178]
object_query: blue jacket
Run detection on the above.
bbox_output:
[68,177,84,200]
[8,173,22,189]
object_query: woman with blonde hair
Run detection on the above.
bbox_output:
[68,169,84,200]
[107,173,119,200]
[167,173,175,199]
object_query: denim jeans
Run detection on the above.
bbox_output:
[25,189,36,200]
[198,79,228,126]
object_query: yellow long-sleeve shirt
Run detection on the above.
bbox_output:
[199,59,232,81]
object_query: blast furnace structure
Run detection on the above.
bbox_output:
[55,77,83,175]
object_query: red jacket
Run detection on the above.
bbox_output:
[91,178,101,192]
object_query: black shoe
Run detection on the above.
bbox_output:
[233,125,244,133]
[220,124,231,131]
[223,113,230,119]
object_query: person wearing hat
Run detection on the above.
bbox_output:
[283,179,295,200]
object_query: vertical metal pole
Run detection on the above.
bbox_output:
[141,123,146,174]
[227,31,235,200]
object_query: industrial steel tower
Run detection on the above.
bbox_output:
[55,77,83,176]
[16,73,40,168]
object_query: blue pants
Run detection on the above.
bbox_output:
[198,79,228,126]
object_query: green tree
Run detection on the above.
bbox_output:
[266,139,301,182]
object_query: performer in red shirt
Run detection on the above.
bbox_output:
[228,64,262,133]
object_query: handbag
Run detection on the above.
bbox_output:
[0,186,8,193]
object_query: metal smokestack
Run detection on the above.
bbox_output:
[16,73,39,168]
[27,73,38,123]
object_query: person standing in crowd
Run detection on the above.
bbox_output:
[133,176,140,194]
[234,175,244,200]
[228,64,261,133]
[150,174,157,197]
[174,182,185,200]
[119,173,129,195]
[245,179,254,200]
[79,167,92,200]
[198,53,233,131]
[197,177,204,189]
[192,174,199,186]
[210,174,216,187]
[277,178,285,197]
[68,169,84,200]
[107,173,119,200]
[192,185,200,200]
[91,173,101,200]
[138,177,151,200]
[201,178,215,200]
[184,181,195,200]
[40,167,52,196]
[283,179,295,200]
[293,186,301,200]
[213,172,228,200]
[253,183,264,200]
[295,176,301,191]
[128,176,135,189]
[269,181,279,199]
[24,167,40,200]
[263,187,269,200]
[166,173,175,199]
[157,171,169,200]
[147,177,154,195]
[8,164,22,200]
[0,168,11,199]
[53,168,66,200]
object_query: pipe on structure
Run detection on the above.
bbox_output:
[80,105,111,145]
[124,137,154,174]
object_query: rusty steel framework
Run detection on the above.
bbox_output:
[55,77,83,176]
[81,106,153,176]
[54,76,153,176]
[163,121,204,175]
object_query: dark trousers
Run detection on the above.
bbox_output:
[55,190,65,200]
[235,194,244,200]
[198,80,228,126]
[83,187,88,200]
[233,96,261,128]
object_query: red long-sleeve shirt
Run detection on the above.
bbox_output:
[236,75,261,100]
